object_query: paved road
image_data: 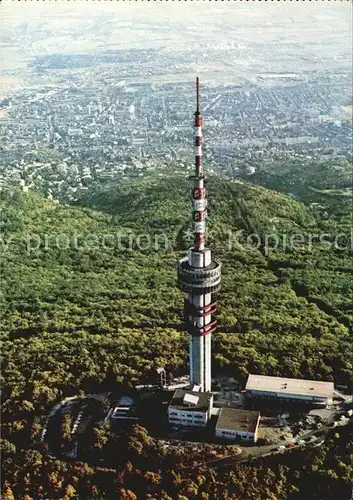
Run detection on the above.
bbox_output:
[44,395,352,472]
[185,416,352,471]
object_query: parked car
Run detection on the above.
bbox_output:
[277,445,286,451]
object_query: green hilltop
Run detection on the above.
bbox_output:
[1,173,352,406]
[1,172,352,500]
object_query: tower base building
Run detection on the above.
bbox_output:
[245,374,334,407]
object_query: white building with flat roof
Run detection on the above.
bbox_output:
[168,389,213,428]
[111,396,138,421]
[215,408,261,443]
[245,374,334,406]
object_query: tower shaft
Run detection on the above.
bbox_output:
[177,78,221,393]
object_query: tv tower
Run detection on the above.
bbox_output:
[177,77,222,393]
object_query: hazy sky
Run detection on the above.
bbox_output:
[2,0,351,41]
[1,0,351,94]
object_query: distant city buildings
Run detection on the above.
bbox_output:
[0,71,351,201]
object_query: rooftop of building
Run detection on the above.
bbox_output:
[245,374,334,399]
[111,404,138,420]
[169,388,213,413]
[118,396,134,407]
[216,407,260,434]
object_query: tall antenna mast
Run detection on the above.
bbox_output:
[193,76,205,249]
[196,76,200,113]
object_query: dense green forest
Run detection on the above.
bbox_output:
[1,170,352,498]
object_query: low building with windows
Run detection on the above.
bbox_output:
[168,389,213,428]
[110,396,139,422]
[245,374,334,407]
[215,408,261,443]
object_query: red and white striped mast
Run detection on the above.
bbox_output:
[193,76,207,250]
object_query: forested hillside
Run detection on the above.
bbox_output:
[1,173,352,499]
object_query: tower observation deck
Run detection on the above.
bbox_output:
[177,77,221,393]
